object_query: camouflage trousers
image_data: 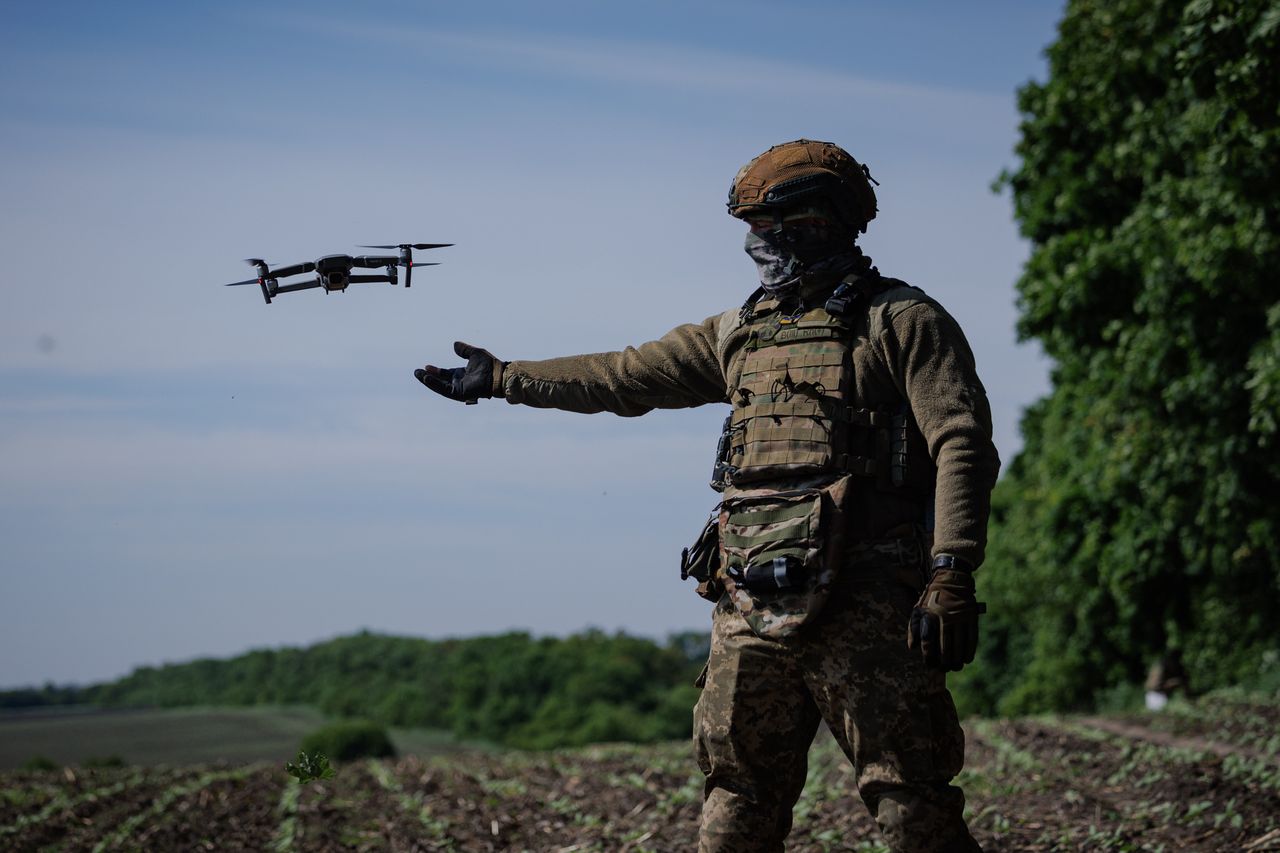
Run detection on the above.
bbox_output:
[693,571,980,853]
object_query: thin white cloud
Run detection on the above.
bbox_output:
[0,390,716,506]
[274,13,1010,119]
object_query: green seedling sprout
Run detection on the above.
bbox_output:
[285,750,335,784]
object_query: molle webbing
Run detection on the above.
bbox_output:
[719,488,823,576]
[726,305,854,485]
[730,400,877,478]
[740,348,845,375]
[720,502,815,551]
[732,398,842,424]
[720,286,931,494]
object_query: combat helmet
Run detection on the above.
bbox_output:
[727,139,878,233]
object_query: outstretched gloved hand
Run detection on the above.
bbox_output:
[907,568,986,672]
[415,341,504,404]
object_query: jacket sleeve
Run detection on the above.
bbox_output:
[883,302,1002,567]
[501,315,727,417]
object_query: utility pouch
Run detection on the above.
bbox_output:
[681,512,723,602]
[876,408,936,498]
[717,475,851,640]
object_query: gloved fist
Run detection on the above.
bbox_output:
[415,341,504,404]
[907,567,986,672]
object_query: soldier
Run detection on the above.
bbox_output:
[416,139,1000,853]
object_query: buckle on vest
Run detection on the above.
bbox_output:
[825,294,850,315]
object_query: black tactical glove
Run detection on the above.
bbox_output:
[415,341,504,404]
[907,560,986,672]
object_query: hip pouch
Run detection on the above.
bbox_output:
[717,475,850,640]
[681,512,723,602]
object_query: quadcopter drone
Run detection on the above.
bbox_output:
[224,242,451,304]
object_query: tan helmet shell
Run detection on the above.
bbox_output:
[727,139,878,232]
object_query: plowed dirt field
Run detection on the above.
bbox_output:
[3,697,1278,851]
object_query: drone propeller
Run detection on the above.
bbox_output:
[406,261,439,286]
[359,243,453,250]
[227,258,272,286]
[358,243,451,288]
[237,259,276,304]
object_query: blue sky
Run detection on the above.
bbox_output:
[0,1,1064,687]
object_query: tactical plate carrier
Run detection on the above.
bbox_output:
[690,276,935,639]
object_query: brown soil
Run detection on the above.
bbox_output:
[0,772,61,827]
[2,702,1278,852]
[124,768,285,852]
[6,767,192,851]
[966,719,1280,852]
[387,747,704,851]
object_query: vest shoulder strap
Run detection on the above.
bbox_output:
[824,273,896,317]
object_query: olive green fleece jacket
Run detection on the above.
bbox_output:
[500,277,1000,567]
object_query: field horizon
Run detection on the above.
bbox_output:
[0,706,478,772]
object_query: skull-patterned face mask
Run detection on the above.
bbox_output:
[743,230,804,293]
[742,206,855,295]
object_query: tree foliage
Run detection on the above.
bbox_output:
[300,720,395,763]
[954,0,1280,714]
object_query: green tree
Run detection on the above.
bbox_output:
[1,628,707,749]
[300,719,396,762]
[955,0,1280,714]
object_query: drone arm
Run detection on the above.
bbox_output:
[351,255,397,269]
[270,261,317,278]
[274,280,323,294]
[347,274,396,284]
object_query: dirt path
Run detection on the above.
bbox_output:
[1076,715,1280,766]
[962,717,1280,851]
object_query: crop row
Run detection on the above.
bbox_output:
[960,717,1280,851]
[1,705,1277,851]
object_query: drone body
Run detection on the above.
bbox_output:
[225,243,451,304]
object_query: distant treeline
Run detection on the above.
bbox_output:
[0,630,710,749]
